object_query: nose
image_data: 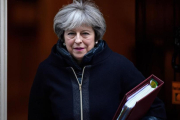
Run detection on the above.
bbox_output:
[75,33,82,44]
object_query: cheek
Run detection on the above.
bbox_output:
[65,37,73,45]
[86,39,95,50]
[65,40,74,51]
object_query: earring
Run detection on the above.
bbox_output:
[63,43,66,46]
[95,41,98,44]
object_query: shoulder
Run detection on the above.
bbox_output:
[103,41,133,64]
[111,52,131,63]
[94,41,133,67]
[37,44,66,72]
[33,54,63,87]
[108,52,145,91]
[106,50,135,70]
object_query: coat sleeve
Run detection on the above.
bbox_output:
[28,64,52,120]
[121,58,167,120]
[142,97,167,120]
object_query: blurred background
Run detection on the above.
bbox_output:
[8,0,180,120]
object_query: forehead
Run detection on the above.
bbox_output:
[66,24,93,31]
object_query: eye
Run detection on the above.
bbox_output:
[68,32,75,35]
[82,32,89,35]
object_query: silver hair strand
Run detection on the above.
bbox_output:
[53,0,106,41]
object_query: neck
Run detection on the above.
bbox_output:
[76,59,82,65]
[72,57,82,65]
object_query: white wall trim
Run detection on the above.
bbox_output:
[0,0,7,119]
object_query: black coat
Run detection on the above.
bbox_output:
[28,41,166,120]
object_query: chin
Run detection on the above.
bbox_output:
[73,55,85,61]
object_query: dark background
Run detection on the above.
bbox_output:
[8,0,180,119]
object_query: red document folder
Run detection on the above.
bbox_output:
[112,74,164,120]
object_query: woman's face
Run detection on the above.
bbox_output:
[64,25,95,63]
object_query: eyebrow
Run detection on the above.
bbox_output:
[66,30,92,33]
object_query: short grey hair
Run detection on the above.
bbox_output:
[53,0,106,41]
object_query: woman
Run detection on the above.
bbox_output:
[28,0,166,120]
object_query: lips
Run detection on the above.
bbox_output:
[74,47,84,51]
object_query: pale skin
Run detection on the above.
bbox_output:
[64,25,95,64]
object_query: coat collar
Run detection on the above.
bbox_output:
[48,40,113,69]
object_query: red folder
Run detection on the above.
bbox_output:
[112,74,164,120]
